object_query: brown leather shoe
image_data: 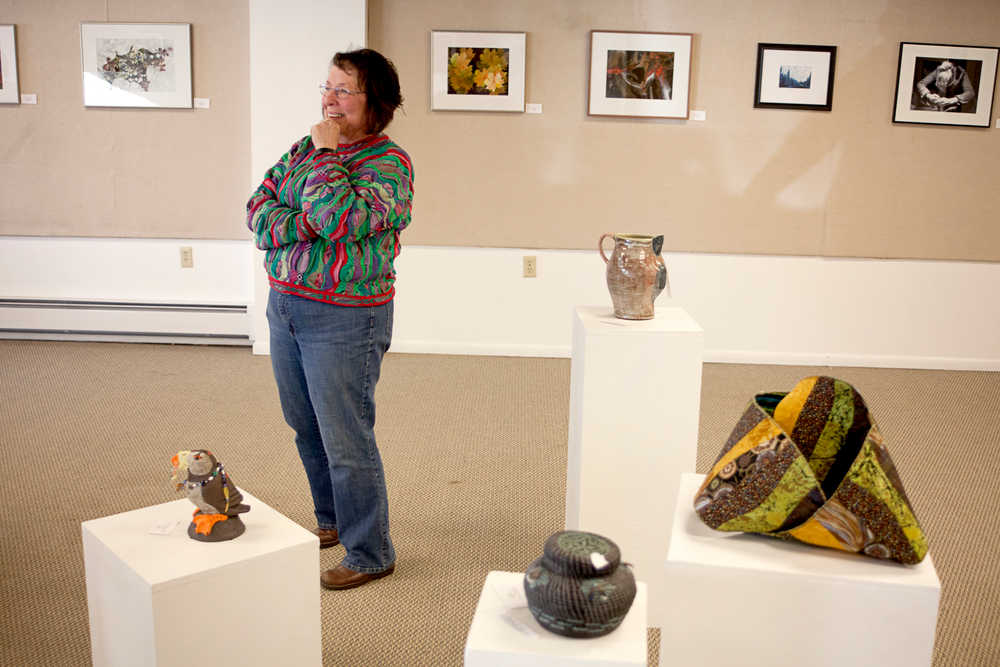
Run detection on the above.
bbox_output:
[320,564,395,590]
[314,528,339,549]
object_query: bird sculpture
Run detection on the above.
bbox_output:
[171,449,250,542]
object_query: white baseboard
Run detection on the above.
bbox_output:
[382,344,1000,370]
[388,339,570,358]
[704,349,1000,371]
[0,332,249,346]
[0,298,250,346]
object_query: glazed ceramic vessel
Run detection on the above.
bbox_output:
[599,233,669,320]
[523,530,637,638]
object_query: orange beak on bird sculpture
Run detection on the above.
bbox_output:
[170,451,190,490]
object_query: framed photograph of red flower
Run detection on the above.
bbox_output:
[588,31,692,119]
[431,31,525,112]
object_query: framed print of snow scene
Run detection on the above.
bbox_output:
[754,43,836,111]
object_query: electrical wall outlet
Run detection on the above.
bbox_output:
[180,246,194,268]
[523,255,537,278]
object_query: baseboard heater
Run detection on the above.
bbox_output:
[0,298,251,346]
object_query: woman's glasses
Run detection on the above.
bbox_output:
[318,85,364,99]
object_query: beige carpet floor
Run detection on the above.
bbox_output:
[0,340,997,665]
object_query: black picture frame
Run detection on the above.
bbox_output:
[892,41,999,128]
[754,43,836,111]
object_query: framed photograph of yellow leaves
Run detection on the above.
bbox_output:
[431,31,525,112]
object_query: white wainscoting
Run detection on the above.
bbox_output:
[0,237,253,344]
[3,237,998,370]
[388,246,1000,371]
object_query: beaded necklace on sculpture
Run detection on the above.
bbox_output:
[184,463,227,490]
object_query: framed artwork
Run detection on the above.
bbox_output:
[80,22,192,108]
[754,43,836,111]
[430,31,526,112]
[0,25,19,104]
[892,42,999,128]
[588,31,692,119]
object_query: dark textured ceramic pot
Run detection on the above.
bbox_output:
[523,530,637,638]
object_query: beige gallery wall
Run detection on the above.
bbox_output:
[0,0,249,240]
[370,0,1000,261]
[2,1,997,260]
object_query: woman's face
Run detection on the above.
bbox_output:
[322,65,368,143]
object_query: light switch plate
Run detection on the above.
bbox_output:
[194,97,210,109]
[525,103,542,114]
[21,93,37,104]
[691,109,706,121]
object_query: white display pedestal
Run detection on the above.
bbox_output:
[464,571,647,667]
[661,473,941,667]
[82,490,321,667]
[566,305,703,628]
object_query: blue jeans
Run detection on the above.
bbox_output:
[267,290,395,573]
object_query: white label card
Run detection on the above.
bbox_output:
[148,519,179,535]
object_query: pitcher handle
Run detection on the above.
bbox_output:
[598,233,614,264]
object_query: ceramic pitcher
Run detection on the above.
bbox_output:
[599,233,670,320]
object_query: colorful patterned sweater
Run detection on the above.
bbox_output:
[246,133,413,306]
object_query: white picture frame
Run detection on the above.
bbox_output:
[430,30,526,112]
[0,25,20,104]
[892,41,999,128]
[80,22,192,108]
[588,30,692,119]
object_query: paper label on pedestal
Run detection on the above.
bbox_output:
[148,519,179,535]
[502,607,541,638]
[491,578,527,607]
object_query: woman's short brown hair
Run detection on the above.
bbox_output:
[332,49,403,135]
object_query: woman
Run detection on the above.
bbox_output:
[246,48,412,590]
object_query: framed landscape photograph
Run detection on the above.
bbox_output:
[80,22,192,108]
[754,43,836,111]
[589,31,692,119]
[0,25,19,104]
[430,30,525,112]
[893,42,999,128]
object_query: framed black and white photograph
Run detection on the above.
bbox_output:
[588,31,692,119]
[80,22,192,108]
[430,31,526,112]
[754,43,836,111]
[893,42,998,128]
[0,24,19,104]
